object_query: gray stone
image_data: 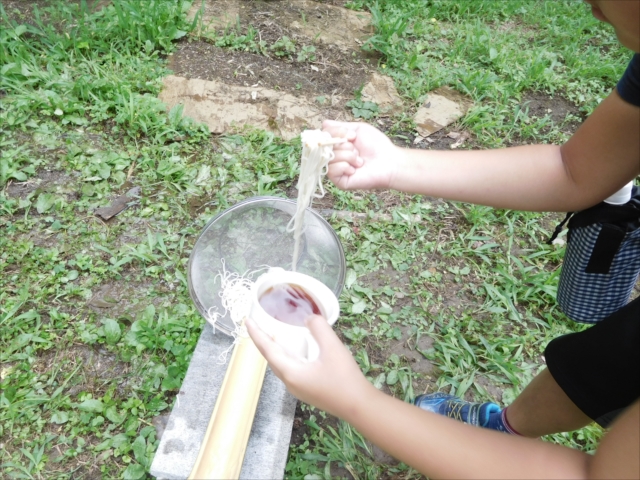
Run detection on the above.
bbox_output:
[150,325,297,480]
[413,86,473,137]
[361,73,404,115]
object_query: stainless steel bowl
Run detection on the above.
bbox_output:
[188,196,346,336]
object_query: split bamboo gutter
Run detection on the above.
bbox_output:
[188,333,268,479]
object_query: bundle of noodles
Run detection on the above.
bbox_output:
[288,130,341,270]
[206,262,260,362]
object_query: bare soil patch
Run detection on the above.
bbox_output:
[186,0,378,85]
[522,91,583,131]
[5,169,74,201]
[2,0,110,25]
[34,344,129,399]
[86,278,164,320]
[190,0,374,51]
[389,325,435,376]
[168,40,372,101]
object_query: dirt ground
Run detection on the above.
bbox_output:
[163,0,582,146]
[2,0,110,22]
[172,0,376,99]
[168,41,372,102]
[2,1,590,476]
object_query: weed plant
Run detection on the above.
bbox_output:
[0,1,211,478]
[360,0,629,146]
[0,1,629,479]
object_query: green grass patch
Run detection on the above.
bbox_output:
[360,0,629,145]
[0,0,626,478]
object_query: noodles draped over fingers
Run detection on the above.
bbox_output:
[288,130,338,270]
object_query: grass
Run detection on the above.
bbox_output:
[361,0,629,145]
[0,0,631,478]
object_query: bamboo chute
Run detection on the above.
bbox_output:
[188,333,267,479]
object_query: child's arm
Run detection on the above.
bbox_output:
[324,89,640,212]
[246,315,640,479]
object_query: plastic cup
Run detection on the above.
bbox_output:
[250,268,340,361]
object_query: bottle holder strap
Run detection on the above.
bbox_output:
[585,224,627,274]
[547,211,573,245]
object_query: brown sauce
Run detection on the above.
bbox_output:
[259,283,320,326]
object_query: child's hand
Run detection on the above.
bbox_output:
[322,120,402,191]
[246,315,373,418]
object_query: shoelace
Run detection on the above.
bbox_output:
[446,401,466,422]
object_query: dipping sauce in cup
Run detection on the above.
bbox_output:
[250,268,340,361]
[259,283,321,326]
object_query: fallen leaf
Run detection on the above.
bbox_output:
[88,296,119,308]
[450,131,470,149]
[413,136,425,144]
[94,186,141,221]
[447,131,461,139]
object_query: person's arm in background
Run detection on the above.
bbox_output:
[247,315,640,480]
[325,89,640,212]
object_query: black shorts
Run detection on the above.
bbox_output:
[545,296,640,428]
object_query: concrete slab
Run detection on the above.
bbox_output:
[150,325,297,479]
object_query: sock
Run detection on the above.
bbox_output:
[483,407,522,435]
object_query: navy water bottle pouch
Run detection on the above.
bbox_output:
[549,186,640,323]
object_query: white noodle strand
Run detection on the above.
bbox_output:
[203,129,337,363]
[205,261,266,363]
[287,130,335,270]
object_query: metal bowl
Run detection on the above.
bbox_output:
[188,196,346,336]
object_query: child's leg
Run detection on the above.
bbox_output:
[416,297,639,437]
[506,368,592,437]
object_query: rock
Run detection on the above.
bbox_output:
[159,75,343,141]
[361,73,403,115]
[288,0,373,51]
[414,86,473,137]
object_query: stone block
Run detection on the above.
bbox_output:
[150,325,297,479]
[414,86,473,137]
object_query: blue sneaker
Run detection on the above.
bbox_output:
[413,392,500,427]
